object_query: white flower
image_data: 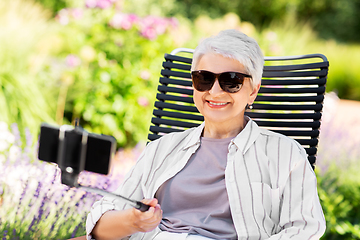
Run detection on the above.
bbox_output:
[9,145,21,161]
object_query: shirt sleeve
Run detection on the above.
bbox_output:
[85,144,152,240]
[268,147,326,239]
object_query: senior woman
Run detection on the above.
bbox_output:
[86,29,326,240]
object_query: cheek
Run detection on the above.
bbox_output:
[193,90,203,108]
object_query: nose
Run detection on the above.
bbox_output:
[208,79,225,95]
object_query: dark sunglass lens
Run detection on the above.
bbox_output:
[192,71,215,91]
[219,72,244,93]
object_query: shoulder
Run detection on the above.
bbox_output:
[259,127,305,152]
[256,127,308,166]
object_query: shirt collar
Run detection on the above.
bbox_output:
[231,116,261,154]
[182,122,205,150]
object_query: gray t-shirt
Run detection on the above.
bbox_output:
[155,136,237,240]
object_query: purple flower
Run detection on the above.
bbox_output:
[10,123,21,146]
[2,230,8,240]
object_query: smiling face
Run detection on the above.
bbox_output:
[193,53,260,133]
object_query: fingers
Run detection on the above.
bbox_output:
[131,198,163,232]
[141,198,158,208]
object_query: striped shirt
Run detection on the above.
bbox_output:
[86,117,326,240]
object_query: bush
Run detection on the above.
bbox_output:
[318,163,360,239]
[0,0,57,145]
[257,17,360,101]
[40,0,181,147]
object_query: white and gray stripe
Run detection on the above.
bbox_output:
[86,117,326,240]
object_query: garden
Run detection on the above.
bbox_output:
[1,0,360,239]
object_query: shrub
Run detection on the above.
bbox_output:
[41,0,180,147]
[318,163,360,239]
[0,0,57,145]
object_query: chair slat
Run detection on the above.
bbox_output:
[151,118,200,128]
[154,102,198,113]
[264,61,329,71]
[251,103,323,111]
[148,134,162,141]
[305,147,317,155]
[153,109,204,121]
[158,85,193,95]
[294,138,318,146]
[150,126,183,134]
[308,156,316,165]
[261,77,327,86]
[156,93,194,104]
[258,86,326,94]
[164,53,192,64]
[274,130,319,138]
[163,61,191,71]
[246,112,321,120]
[254,95,324,103]
[262,69,328,78]
[255,120,321,129]
[159,77,192,87]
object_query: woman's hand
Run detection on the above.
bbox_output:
[92,198,162,240]
[130,198,163,233]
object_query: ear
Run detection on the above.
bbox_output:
[249,83,261,104]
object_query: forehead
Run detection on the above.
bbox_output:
[196,53,246,73]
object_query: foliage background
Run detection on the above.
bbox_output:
[0,0,360,239]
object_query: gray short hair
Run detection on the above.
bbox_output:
[191,29,264,88]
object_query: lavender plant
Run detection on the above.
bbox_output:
[0,121,140,239]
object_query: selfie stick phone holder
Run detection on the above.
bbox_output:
[38,119,150,212]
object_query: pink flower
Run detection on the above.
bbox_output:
[96,0,113,9]
[56,9,69,25]
[71,8,83,19]
[140,70,151,80]
[168,17,178,28]
[109,13,123,29]
[127,14,139,24]
[85,0,97,8]
[140,26,157,40]
[137,97,149,107]
[65,54,81,68]
[110,13,138,30]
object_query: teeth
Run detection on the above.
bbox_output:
[209,101,227,106]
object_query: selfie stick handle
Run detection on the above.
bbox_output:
[78,185,150,212]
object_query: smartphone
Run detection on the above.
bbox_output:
[38,123,116,175]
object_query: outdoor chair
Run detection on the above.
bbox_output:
[67,49,328,239]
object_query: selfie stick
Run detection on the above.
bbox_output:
[77,185,150,212]
[53,120,150,212]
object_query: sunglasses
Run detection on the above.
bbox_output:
[191,70,252,93]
